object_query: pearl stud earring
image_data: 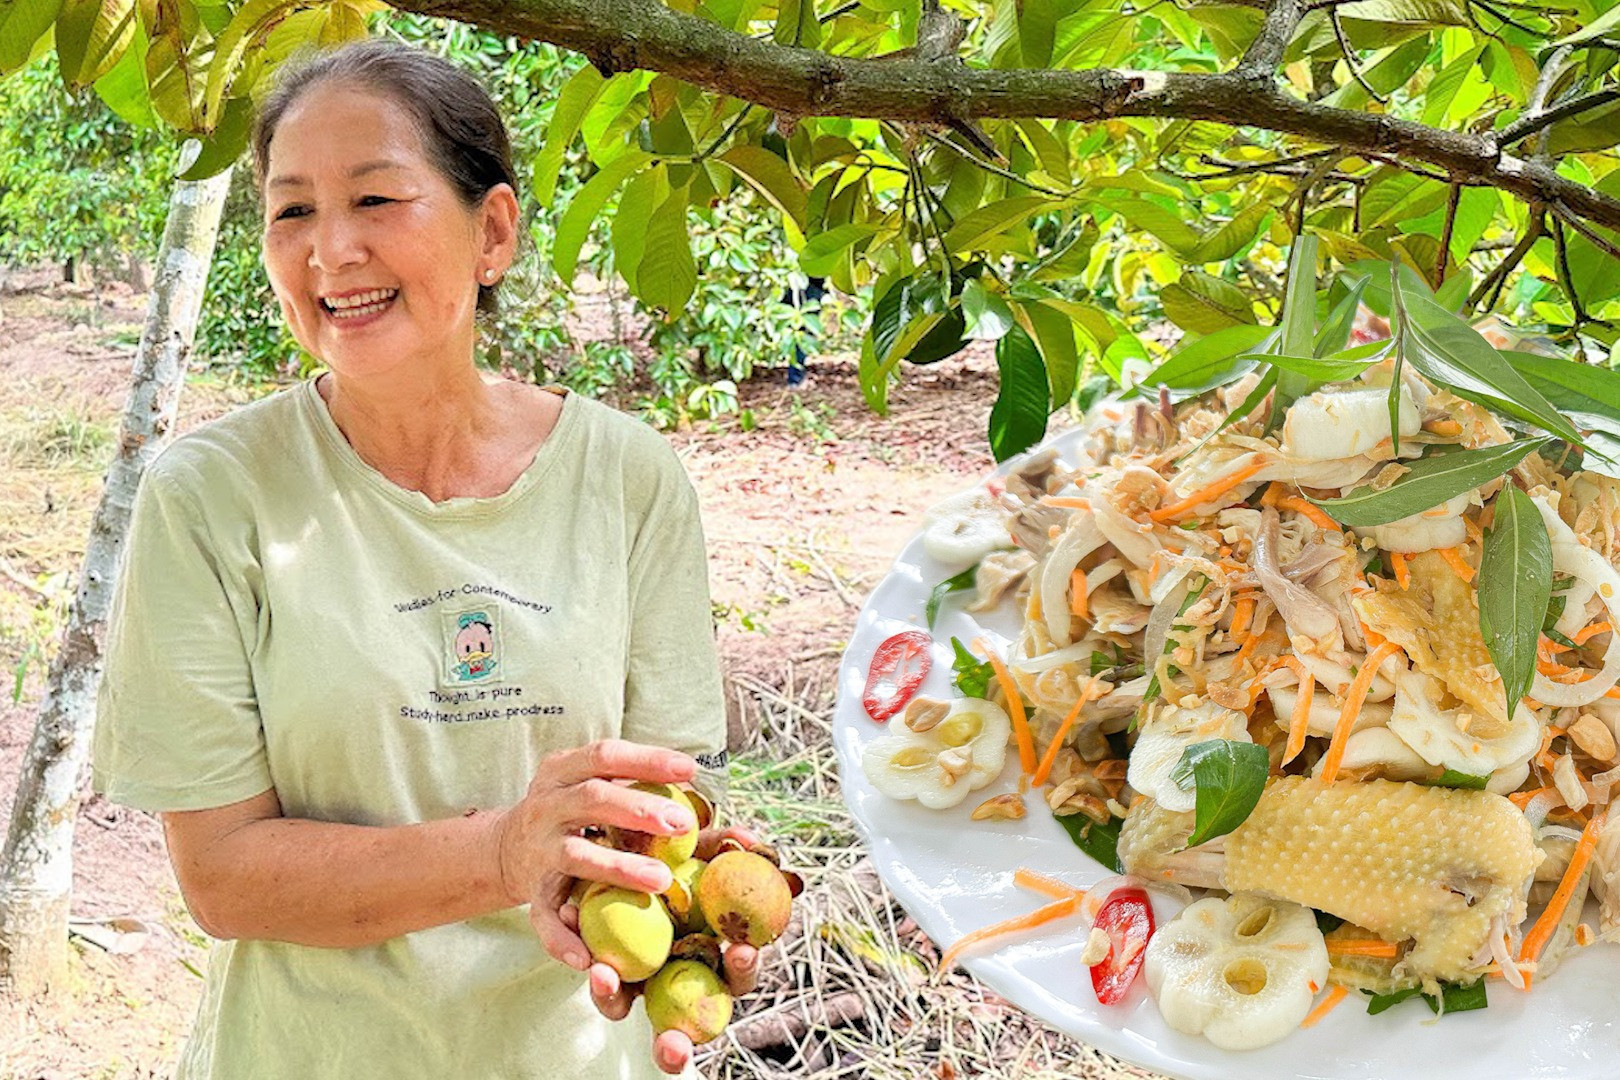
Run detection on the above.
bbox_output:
[483,268,496,282]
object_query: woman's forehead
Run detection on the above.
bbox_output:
[266,84,430,186]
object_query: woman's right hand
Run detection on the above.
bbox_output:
[488,738,698,971]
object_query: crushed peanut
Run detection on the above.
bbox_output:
[1570,712,1617,763]
[970,793,1027,821]
[903,697,950,733]
[938,746,973,787]
[1079,926,1112,966]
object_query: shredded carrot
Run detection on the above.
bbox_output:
[1425,418,1464,436]
[1282,657,1315,766]
[1326,940,1400,959]
[1277,495,1341,533]
[1230,596,1256,640]
[1438,546,1476,583]
[1041,496,1092,510]
[1301,985,1349,1028]
[1519,809,1605,986]
[1509,786,1557,810]
[938,894,1083,975]
[1149,460,1268,523]
[1361,623,1386,650]
[1576,621,1614,646]
[1464,516,1484,544]
[1069,568,1089,620]
[984,649,1036,777]
[1390,551,1410,590]
[1013,867,1085,900]
[1321,642,1402,784]
[1031,677,1102,787]
[1539,658,1577,677]
[1260,481,1287,508]
[1233,611,1272,667]
[1607,686,1620,700]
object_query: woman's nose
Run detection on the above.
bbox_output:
[308,210,367,273]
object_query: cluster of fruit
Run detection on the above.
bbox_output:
[575,782,800,1044]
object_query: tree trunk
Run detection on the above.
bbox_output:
[0,164,232,999]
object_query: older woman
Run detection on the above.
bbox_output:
[91,38,751,1079]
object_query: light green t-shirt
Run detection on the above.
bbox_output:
[92,377,727,1079]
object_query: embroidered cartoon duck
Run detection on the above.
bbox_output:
[451,611,498,682]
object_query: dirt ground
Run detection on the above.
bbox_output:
[0,268,1151,1079]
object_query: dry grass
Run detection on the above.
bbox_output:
[705,670,1158,1080]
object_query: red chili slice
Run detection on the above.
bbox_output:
[1089,887,1155,1005]
[862,630,933,722]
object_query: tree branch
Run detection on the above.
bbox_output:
[397,0,1620,232]
[1437,181,1461,284]
[1500,87,1620,146]
[1467,209,1542,311]
[1331,7,1385,103]
[1238,0,1309,81]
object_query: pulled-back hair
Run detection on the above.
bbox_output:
[250,38,518,315]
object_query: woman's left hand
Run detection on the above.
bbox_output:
[561,825,765,1074]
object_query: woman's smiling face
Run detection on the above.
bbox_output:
[260,83,502,379]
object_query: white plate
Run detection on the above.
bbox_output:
[831,422,1620,1080]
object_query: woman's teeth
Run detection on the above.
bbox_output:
[323,288,397,317]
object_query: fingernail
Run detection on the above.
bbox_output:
[664,815,689,831]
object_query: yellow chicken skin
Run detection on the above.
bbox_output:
[1120,777,1542,988]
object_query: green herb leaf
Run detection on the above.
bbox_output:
[1365,986,1425,1015]
[1478,484,1552,719]
[927,565,980,630]
[1428,768,1490,789]
[1133,324,1274,402]
[1054,809,1123,873]
[1545,627,1577,649]
[1236,348,1382,383]
[1433,978,1488,1015]
[1172,739,1270,847]
[1393,272,1586,447]
[1311,438,1550,527]
[1267,236,1320,429]
[1314,910,1345,935]
[1315,274,1370,357]
[950,637,994,699]
[989,325,1052,463]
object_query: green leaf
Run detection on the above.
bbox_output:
[1312,438,1551,527]
[613,168,667,295]
[176,94,252,180]
[944,196,1062,253]
[204,0,294,125]
[91,13,155,127]
[717,144,808,232]
[1171,740,1270,847]
[1315,275,1370,357]
[950,637,994,699]
[1055,810,1123,873]
[534,65,606,209]
[962,278,1016,341]
[1366,986,1426,1015]
[636,186,697,314]
[1015,118,1071,184]
[1427,768,1490,789]
[1095,195,1201,255]
[1268,236,1320,429]
[1434,978,1488,1014]
[1478,484,1551,720]
[56,0,136,86]
[772,0,821,46]
[989,326,1052,462]
[1161,271,1256,334]
[927,564,979,629]
[0,0,63,75]
[1018,300,1080,408]
[552,151,654,284]
[800,223,880,276]
[1017,0,1057,66]
[1554,3,1620,45]
[1502,350,1620,430]
[1395,273,1586,446]
[1191,204,1273,264]
[1237,346,1382,382]
[1134,324,1273,402]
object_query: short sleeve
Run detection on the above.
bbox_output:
[619,452,728,800]
[92,465,273,812]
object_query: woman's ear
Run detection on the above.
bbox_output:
[480,183,520,272]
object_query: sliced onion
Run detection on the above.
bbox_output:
[1554,753,1590,811]
[1488,913,1528,991]
[1143,566,1195,665]
[1529,499,1620,706]
[1522,788,1563,830]
[1039,514,1106,648]
[1013,640,1096,674]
